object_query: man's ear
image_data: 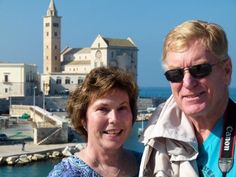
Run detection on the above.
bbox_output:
[224,59,232,85]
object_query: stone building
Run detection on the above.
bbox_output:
[0,63,37,99]
[42,0,138,95]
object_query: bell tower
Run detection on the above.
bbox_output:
[43,0,61,74]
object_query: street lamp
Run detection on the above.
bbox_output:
[33,86,37,107]
[33,86,37,120]
[43,91,45,110]
[9,87,11,115]
[43,83,45,110]
[42,82,46,122]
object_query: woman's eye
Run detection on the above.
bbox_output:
[98,107,109,113]
[118,106,129,111]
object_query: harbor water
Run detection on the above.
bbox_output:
[139,87,236,101]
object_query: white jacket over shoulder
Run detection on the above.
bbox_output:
[139,95,199,177]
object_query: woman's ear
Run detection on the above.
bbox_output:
[82,120,87,131]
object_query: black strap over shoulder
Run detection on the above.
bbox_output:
[218,99,236,177]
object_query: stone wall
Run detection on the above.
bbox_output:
[138,97,166,111]
[34,123,68,145]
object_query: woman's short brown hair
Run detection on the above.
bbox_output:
[66,66,138,139]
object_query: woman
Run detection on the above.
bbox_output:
[48,66,141,177]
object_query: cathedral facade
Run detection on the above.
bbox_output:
[41,0,138,95]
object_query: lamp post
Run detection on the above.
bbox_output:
[33,86,37,120]
[43,83,45,110]
[33,86,37,107]
[9,87,11,115]
[42,82,46,122]
[43,91,45,110]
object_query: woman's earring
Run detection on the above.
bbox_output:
[83,125,87,131]
[82,121,87,131]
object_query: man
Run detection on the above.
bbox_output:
[22,141,25,151]
[139,20,235,177]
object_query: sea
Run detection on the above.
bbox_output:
[139,86,236,101]
[1,87,236,177]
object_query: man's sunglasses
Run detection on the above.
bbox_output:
[164,62,222,83]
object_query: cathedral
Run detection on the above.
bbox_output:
[41,0,138,95]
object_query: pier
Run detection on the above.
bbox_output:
[0,142,85,166]
[0,142,82,158]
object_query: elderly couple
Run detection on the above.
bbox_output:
[48,20,235,177]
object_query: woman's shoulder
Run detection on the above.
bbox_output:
[124,149,142,177]
[126,149,142,159]
[47,156,101,177]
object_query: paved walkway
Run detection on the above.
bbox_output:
[0,142,84,158]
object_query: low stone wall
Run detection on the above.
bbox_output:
[34,123,68,144]
[10,105,31,117]
[138,97,166,111]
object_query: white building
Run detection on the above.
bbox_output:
[61,35,138,76]
[42,0,138,95]
[0,63,37,98]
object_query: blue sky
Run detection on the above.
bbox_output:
[0,0,235,88]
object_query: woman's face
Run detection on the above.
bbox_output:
[85,89,133,151]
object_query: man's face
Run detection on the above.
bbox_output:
[164,40,232,118]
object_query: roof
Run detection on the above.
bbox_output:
[103,37,136,48]
[0,63,36,67]
[62,48,91,56]
[47,0,58,16]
